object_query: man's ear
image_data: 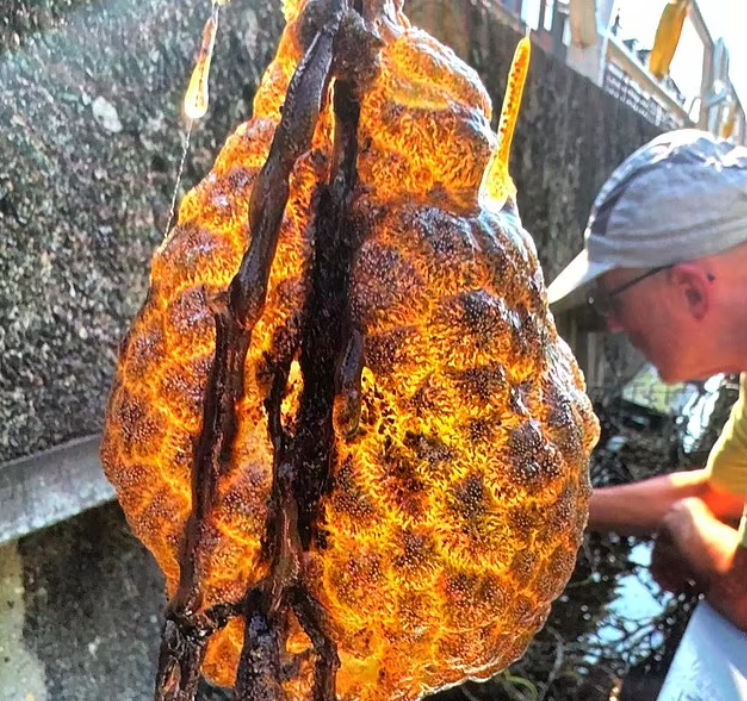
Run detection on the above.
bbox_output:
[670,264,709,320]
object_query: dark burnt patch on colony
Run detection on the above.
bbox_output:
[505,420,566,498]
[328,455,381,529]
[449,364,509,404]
[365,326,421,375]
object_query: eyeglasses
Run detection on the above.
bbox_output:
[588,265,673,318]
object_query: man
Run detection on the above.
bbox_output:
[546,128,747,630]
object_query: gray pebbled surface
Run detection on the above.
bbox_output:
[0,0,283,464]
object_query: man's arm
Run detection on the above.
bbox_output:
[591,375,747,537]
[588,468,745,537]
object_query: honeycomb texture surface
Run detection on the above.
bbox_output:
[101,1,600,698]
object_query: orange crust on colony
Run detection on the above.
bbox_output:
[101,2,599,700]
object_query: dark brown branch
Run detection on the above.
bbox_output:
[290,585,341,701]
[154,3,348,700]
[236,589,286,701]
[287,53,366,548]
[152,1,389,699]
[172,0,346,620]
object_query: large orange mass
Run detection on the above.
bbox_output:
[101,1,599,700]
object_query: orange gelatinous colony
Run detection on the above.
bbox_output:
[101,1,599,699]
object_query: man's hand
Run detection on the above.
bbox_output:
[651,524,698,595]
[653,498,736,592]
[651,497,747,631]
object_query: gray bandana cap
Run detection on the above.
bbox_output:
[546,128,747,305]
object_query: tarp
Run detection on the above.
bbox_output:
[657,601,747,701]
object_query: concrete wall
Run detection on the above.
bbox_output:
[0,0,284,464]
[0,0,660,466]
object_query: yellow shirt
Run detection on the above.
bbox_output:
[706,373,747,498]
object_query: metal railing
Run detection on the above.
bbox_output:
[603,61,688,131]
